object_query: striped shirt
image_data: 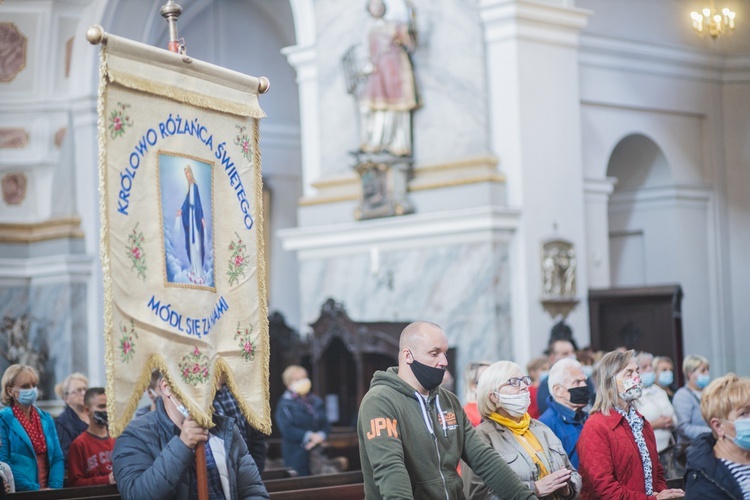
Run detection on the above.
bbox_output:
[721,459,750,499]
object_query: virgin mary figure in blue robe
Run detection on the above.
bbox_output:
[178,165,205,283]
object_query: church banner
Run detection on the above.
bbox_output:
[95,34,270,436]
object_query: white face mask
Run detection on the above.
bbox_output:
[168,394,190,419]
[493,390,531,418]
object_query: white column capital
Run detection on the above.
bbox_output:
[479,0,591,47]
[584,176,618,199]
[282,44,318,84]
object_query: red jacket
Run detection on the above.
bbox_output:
[578,409,667,500]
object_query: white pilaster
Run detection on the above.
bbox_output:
[480,0,592,359]
[282,44,321,198]
[584,177,616,288]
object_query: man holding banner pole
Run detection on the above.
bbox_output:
[112,374,268,499]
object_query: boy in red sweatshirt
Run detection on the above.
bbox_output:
[67,387,116,486]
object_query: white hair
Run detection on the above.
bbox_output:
[477,361,521,418]
[548,357,582,393]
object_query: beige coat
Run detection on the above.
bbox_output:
[463,418,582,499]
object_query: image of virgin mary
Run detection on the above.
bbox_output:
[178,165,206,284]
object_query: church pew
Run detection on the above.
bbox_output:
[269,482,364,500]
[8,485,120,499]
[261,466,298,480]
[264,470,363,493]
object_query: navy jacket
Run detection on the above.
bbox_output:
[684,432,743,500]
[112,398,268,500]
[536,375,596,415]
[54,404,88,465]
[538,395,588,469]
[274,391,330,476]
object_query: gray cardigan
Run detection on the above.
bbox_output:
[463,418,581,499]
[112,398,268,500]
[673,386,711,444]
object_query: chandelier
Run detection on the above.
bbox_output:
[691,2,736,39]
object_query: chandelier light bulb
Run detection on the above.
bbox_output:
[691,4,737,40]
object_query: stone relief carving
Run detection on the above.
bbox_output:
[0,128,29,148]
[1,172,27,205]
[541,239,576,299]
[0,23,27,82]
[54,127,67,148]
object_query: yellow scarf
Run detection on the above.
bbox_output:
[488,412,549,478]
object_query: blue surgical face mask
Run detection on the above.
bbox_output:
[729,418,750,451]
[640,371,656,387]
[696,373,711,389]
[16,387,38,406]
[657,370,674,387]
[539,370,549,381]
[581,365,594,378]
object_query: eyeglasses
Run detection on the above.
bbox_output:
[502,376,532,388]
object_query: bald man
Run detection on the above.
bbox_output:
[357,322,537,500]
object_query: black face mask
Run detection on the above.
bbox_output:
[93,410,109,426]
[568,386,590,406]
[408,351,446,392]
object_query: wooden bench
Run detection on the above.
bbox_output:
[261,466,298,480]
[8,485,120,499]
[264,470,362,493]
[269,483,364,500]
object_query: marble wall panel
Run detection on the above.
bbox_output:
[0,282,87,401]
[298,239,513,394]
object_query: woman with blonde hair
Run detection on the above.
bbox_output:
[463,360,580,499]
[0,364,64,490]
[684,373,750,499]
[577,350,683,499]
[53,372,89,463]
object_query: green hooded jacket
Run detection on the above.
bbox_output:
[358,367,538,500]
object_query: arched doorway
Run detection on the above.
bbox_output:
[607,134,672,286]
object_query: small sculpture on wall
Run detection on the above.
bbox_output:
[540,239,579,319]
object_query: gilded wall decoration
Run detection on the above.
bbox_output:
[1,172,27,205]
[0,23,27,82]
[0,128,28,148]
[54,127,67,147]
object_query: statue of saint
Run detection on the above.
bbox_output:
[356,0,418,157]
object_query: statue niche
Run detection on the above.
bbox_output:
[540,239,579,319]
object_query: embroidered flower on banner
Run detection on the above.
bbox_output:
[234,322,256,362]
[108,102,134,139]
[178,346,210,386]
[119,320,139,364]
[227,232,249,286]
[234,125,253,163]
[127,223,147,280]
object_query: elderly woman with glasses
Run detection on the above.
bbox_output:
[577,350,684,499]
[0,364,64,491]
[53,372,89,464]
[462,361,581,499]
